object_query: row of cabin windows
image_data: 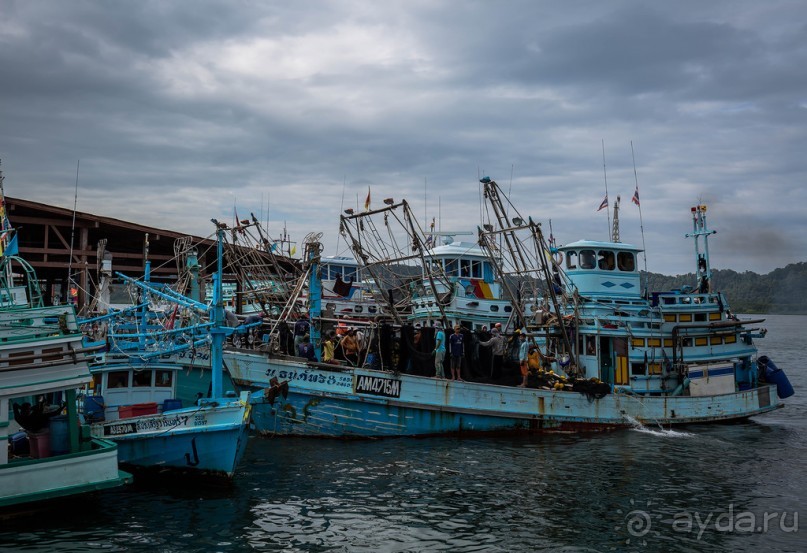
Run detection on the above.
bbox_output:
[631,334,737,348]
[105,369,173,389]
[5,346,65,366]
[425,258,493,280]
[575,334,737,357]
[566,250,636,272]
[663,312,722,323]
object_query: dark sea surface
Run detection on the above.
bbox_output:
[2,314,805,552]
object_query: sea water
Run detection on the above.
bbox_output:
[2,314,805,552]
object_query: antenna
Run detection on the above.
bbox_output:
[67,160,80,308]
[631,141,649,296]
[601,140,612,238]
[335,177,346,253]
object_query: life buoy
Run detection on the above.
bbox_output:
[552,251,564,265]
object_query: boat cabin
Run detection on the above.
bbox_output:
[87,359,182,422]
[559,240,642,298]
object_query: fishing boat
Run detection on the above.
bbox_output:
[224,181,791,437]
[0,252,130,507]
[80,227,252,478]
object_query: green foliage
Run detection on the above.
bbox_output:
[643,262,807,314]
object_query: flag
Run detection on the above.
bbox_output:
[364,187,371,211]
[632,185,640,207]
[290,245,297,256]
[597,195,608,211]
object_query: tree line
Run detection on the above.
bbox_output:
[643,262,807,314]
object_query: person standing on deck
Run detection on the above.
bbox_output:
[294,315,310,352]
[517,332,529,387]
[479,326,506,381]
[323,330,338,364]
[433,324,446,378]
[449,325,465,381]
[341,328,360,366]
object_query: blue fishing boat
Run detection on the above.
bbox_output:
[81,225,251,477]
[224,179,791,437]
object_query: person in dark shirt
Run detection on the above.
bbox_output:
[297,334,317,362]
[448,325,465,381]
[294,316,310,351]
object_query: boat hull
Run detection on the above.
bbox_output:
[226,351,782,438]
[90,394,251,478]
[0,439,130,508]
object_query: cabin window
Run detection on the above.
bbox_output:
[579,250,596,269]
[598,250,615,271]
[133,370,152,387]
[344,267,357,282]
[710,336,723,345]
[695,313,707,322]
[647,338,661,347]
[617,252,635,271]
[482,262,494,282]
[504,305,512,312]
[92,373,103,390]
[585,336,596,355]
[155,370,173,387]
[460,259,471,277]
[566,251,578,270]
[648,363,662,375]
[471,261,482,278]
[42,346,64,362]
[631,363,647,375]
[108,371,129,388]
[445,259,458,276]
[327,266,340,280]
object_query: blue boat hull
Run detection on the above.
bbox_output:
[227,353,783,438]
[91,394,252,478]
[115,424,250,476]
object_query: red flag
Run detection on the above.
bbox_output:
[632,186,640,206]
[597,195,608,211]
[364,187,371,211]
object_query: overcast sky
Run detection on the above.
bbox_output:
[1,0,806,276]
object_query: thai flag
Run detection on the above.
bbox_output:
[632,186,640,206]
[597,195,608,211]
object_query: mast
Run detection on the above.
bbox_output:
[305,233,324,360]
[685,205,716,293]
[209,222,226,398]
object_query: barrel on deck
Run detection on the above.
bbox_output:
[49,415,70,455]
[28,429,51,458]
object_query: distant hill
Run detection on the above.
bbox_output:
[643,262,807,314]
